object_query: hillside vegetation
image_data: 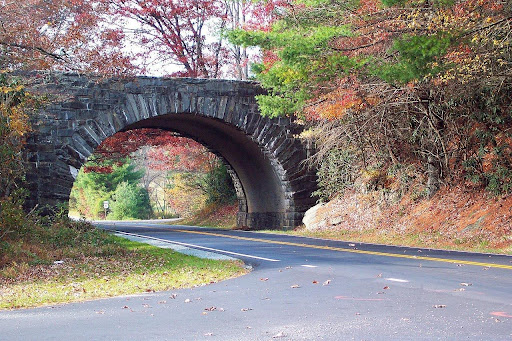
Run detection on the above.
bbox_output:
[228,0,511,251]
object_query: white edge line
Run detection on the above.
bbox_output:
[114,230,281,262]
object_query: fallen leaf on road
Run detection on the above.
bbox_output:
[460,283,472,286]
[290,284,300,288]
[241,308,253,311]
[383,286,389,290]
[490,311,512,318]
[122,306,129,309]
[433,305,447,308]
[312,280,318,284]
[260,278,269,281]
[273,332,286,338]
[323,280,331,286]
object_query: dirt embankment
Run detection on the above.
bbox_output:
[303,186,512,253]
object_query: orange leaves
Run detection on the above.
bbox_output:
[355,0,381,15]
[313,91,362,120]
[304,77,380,121]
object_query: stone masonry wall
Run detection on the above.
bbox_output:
[23,72,317,229]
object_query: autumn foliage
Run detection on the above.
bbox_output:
[0,0,136,74]
[89,128,213,173]
[232,0,512,197]
[72,128,236,220]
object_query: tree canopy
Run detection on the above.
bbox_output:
[0,0,136,74]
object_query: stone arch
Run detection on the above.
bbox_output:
[24,73,317,229]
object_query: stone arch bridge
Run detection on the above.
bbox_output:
[24,73,317,230]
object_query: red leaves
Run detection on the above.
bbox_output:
[96,128,190,159]
[82,165,113,174]
[109,0,228,77]
[0,0,137,75]
[90,128,213,174]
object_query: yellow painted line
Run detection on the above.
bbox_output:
[174,229,512,270]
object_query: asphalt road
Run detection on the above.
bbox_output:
[1,221,512,341]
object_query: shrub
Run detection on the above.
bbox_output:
[108,182,152,220]
[203,163,237,205]
[313,148,356,201]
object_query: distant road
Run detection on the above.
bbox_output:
[1,221,512,340]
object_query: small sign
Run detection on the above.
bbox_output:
[103,201,109,209]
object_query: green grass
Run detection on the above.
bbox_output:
[0,237,247,310]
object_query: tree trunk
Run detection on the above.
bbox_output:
[426,154,440,197]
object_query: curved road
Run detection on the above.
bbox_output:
[1,221,512,340]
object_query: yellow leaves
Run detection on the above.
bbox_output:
[298,128,317,140]
[8,112,30,137]
[0,85,24,94]
[0,96,31,141]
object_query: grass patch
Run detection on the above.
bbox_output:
[0,221,247,310]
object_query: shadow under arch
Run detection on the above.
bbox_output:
[125,113,288,229]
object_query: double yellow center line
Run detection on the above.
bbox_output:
[174,229,512,270]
